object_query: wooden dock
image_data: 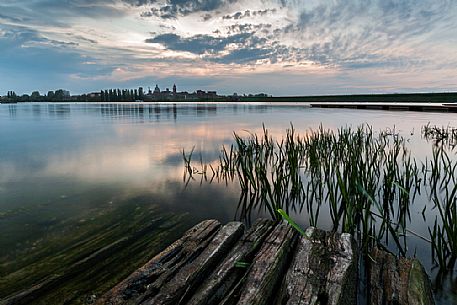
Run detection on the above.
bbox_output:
[311,102,457,113]
[97,219,435,305]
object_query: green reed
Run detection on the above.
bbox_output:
[183,124,457,271]
[422,123,457,149]
[182,146,194,177]
[426,146,457,270]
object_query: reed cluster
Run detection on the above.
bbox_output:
[426,147,457,270]
[422,123,457,149]
[184,124,457,271]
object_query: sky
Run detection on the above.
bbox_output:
[1,0,457,96]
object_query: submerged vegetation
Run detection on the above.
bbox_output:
[422,123,457,149]
[0,200,190,304]
[184,123,457,274]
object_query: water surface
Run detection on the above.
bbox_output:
[0,102,456,304]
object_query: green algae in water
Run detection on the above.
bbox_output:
[0,199,192,305]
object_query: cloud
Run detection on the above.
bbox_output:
[0,13,25,23]
[137,0,238,19]
[226,23,272,35]
[295,0,448,38]
[264,0,457,70]
[1,0,457,95]
[222,9,276,20]
[139,0,457,72]
[144,31,292,65]
[214,48,273,64]
[140,5,178,19]
[0,25,77,51]
[145,32,253,54]
[0,0,129,29]
[0,23,119,93]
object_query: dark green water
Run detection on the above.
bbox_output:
[0,102,456,304]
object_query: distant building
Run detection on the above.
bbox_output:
[144,84,220,101]
[153,85,160,95]
[88,92,101,98]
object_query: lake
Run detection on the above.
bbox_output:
[0,102,456,304]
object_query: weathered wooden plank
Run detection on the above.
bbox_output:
[325,231,357,305]
[368,247,435,305]
[186,219,274,305]
[222,223,297,305]
[141,221,245,305]
[275,227,357,305]
[96,219,221,305]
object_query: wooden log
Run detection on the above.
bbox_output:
[325,231,357,305]
[275,227,357,305]
[142,221,245,305]
[368,247,435,305]
[222,223,298,305]
[96,219,221,305]
[186,219,274,305]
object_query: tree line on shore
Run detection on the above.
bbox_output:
[100,88,144,102]
[1,88,145,103]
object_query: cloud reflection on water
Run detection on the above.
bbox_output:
[2,103,457,304]
[1,103,455,186]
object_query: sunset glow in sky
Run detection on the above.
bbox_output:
[1,0,457,95]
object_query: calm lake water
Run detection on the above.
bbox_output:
[0,102,456,304]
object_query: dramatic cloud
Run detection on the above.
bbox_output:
[136,0,238,19]
[223,9,276,20]
[146,33,254,54]
[0,0,457,95]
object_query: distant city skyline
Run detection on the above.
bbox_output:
[2,83,267,98]
[1,1,457,95]
[3,82,271,98]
